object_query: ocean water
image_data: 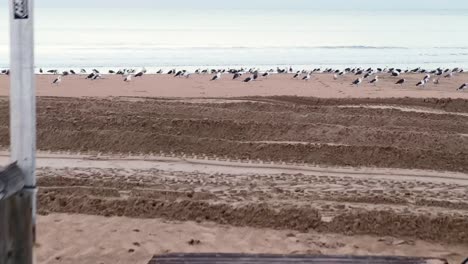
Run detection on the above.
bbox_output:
[1,8,468,71]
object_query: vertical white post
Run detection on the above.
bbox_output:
[9,0,36,244]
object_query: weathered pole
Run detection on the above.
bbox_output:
[1,0,37,263]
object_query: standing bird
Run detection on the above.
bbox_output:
[156,69,163,74]
[395,78,405,86]
[458,83,467,91]
[124,75,132,82]
[352,78,362,86]
[302,73,311,81]
[233,72,242,80]
[391,71,400,77]
[243,75,254,83]
[262,72,270,78]
[211,72,221,81]
[333,74,338,80]
[39,68,43,74]
[424,74,431,82]
[292,72,300,79]
[433,78,440,85]
[91,73,101,80]
[86,73,95,79]
[135,71,144,78]
[416,79,427,87]
[369,76,379,86]
[70,70,76,74]
[108,70,115,74]
[444,72,453,78]
[52,76,61,85]
[174,70,184,77]
[80,69,87,73]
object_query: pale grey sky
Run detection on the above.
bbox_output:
[1,0,468,9]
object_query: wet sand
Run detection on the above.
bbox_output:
[0,73,467,98]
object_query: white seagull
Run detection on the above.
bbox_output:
[369,76,379,85]
[416,79,427,87]
[302,73,311,81]
[211,72,221,81]
[458,83,467,91]
[124,75,132,82]
[52,76,61,85]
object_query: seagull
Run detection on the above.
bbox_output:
[91,73,101,80]
[302,73,311,81]
[233,72,242,80]
[333,74,338,80]
[70,70,76,74]
[243,76,254,82]
[39,68,43,74]
[80,69,86,74]
[156,69,163,74]
[124,75,131,82]
[52,76,61,85]
[395,78,405,86]
[444,72,453,78]
[211,72,221,81]
[458,83,467,91]
[293,72,300,79]
[86,73,95,79]
[391,71,400,77]
[174,70,184,77]
[369,76,379,85]
[416,79,427,87]
[135,71,144,78]
[424,74,431,81]
[352,78,362,86]
[108,70,115,74]
[433,78,440,85]
[262,72,270,78]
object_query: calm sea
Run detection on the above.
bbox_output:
[1,8,468,71]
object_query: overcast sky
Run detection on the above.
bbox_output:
[1,0,468,9]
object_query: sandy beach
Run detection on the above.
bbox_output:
[37,213,467,264]
[0,72,467,264]
[0,73,467,99]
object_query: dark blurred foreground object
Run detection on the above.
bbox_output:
[149,253,449,264]
[0,163,34,264]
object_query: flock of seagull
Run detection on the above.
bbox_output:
[1,66,467,91]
